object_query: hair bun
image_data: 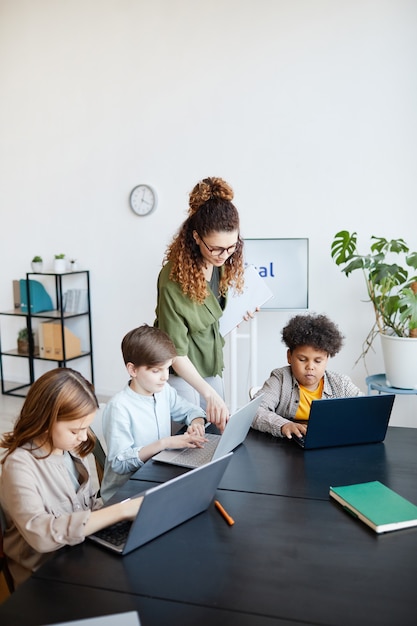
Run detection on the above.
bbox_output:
[188,177,234,215]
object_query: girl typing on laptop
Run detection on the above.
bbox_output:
[0,368,144,588]
[251,314,363,440]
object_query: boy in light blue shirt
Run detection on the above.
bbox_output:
[100,324,207,501]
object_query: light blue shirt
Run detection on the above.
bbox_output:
[100,382,205,501]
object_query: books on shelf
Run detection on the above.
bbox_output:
[63,289,89,314]
[329,481,417,534]
[38,321,82,360]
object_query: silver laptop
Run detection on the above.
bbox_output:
[51,611,141,626]
[88,453,233,555]
[292,394,395,450]
[152,394,263,468]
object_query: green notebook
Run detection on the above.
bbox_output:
[329,481,417,534]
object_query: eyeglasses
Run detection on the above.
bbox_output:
[199,236,239,258]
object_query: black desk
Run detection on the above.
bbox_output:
[0,577,289,626]
[132,427,417,502]
[1,427,416,626]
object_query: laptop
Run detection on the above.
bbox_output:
[151,394,264,468]
[51,611,141,626]
[291,393,395,450]
[88,452,232,554]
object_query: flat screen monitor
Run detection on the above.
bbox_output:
[243,238,308,310]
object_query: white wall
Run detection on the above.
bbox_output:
[1,1,416,426]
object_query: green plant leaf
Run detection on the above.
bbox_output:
[388,238,409,254]
[406,252,417,270]
[399,288,417,329]
[370,236,389,254]
[340,257,365,276]
[330,230,417,356]
[370,263,408,287]
[330,230,357,264]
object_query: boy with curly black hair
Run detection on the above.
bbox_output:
[252,313,363,439]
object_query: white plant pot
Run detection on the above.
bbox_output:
[380,333,417,389]
[54,259,66,273]
[31,261,43,273]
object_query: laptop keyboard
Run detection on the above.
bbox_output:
[167,433,220,467]
[292,434,305,447]
[93,520,132,547]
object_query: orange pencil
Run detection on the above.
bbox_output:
[214,499,235,526]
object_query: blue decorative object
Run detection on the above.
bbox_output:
[366,374,417,396]
[19,279,53,313]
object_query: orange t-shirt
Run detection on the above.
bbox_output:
[294,378,324,421]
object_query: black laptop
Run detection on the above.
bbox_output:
[291,394,395,450]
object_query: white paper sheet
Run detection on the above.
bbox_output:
[219,265,273,337]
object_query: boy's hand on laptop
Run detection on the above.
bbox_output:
[166,432,208,450]
[187,418,206,437]
[281,422,307,440]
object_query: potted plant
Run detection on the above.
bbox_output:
[17,328,31,354]
[31,255,43,272]
[54,253,66,273]
[17,327,39,356]
[331,230,417,389]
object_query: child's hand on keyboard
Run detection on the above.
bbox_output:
[187,418,206,437]
[281,421,307,440]
[139,431,208,462]
[165,432,208,450]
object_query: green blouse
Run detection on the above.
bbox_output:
[154,262,226,378]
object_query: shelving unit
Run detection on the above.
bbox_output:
[0,270,94,397]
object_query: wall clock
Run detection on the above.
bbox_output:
[129,184,157,216]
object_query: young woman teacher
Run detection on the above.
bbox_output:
[155,176,245,431]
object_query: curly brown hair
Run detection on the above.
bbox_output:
[282,314,344,357]
[164,177,245,303]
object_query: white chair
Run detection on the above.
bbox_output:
[249,386,262,400]
[90,403,107,486]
